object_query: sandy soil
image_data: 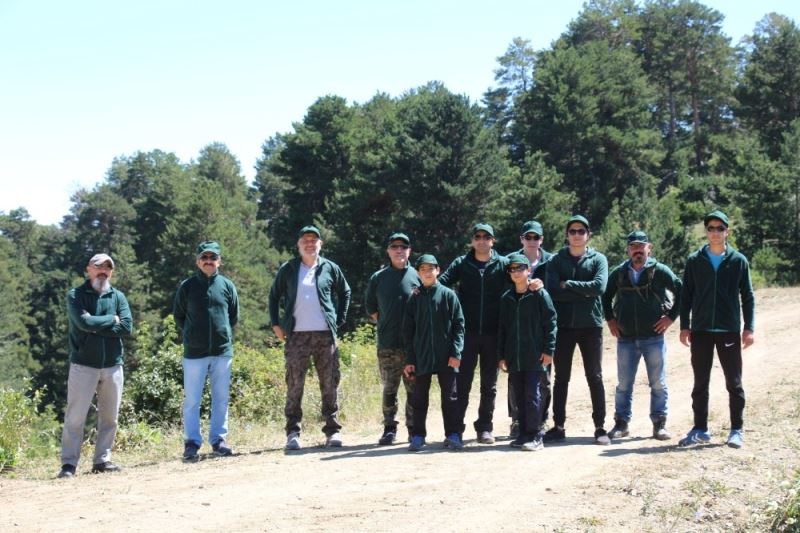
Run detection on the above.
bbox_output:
[3,287,799,532]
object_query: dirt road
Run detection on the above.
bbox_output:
[4,288,799,532]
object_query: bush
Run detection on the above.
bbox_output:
[0,385,59,473]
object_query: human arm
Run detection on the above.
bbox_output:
[437,257,461,288]
[335,267,352,328]
[740,258,755,336]
[561,254,608,297]
[364,274,379,322]
[95,291,133,337]
[228,281,240,329]
[67,291,117,332]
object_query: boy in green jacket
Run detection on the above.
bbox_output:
[403,255,464,451]
[498,254,557,451]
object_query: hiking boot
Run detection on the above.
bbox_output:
[726,429,744,449]
[678,428,712,447]
[326,432,343,447]
[608,418,629,439]
[212,440,233,457]
[543,426,565,442]
[57,464,76,479]
[477,431,495,444]
[378,427,397,446]
[594,428,611,445]
[285,432,301,451]
[408,435,426,452]
[509,421,520,440]
[183,441,200,462]
[91,461,122,474]
[653,417,671,441]
[521,438,544,451]
[444,433,464,450]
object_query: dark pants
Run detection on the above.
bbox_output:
[377,348,414,431]
[689,331,745,431]
[284,331,342,436]
[410,370,460,438]
[509,370,548,441]
[457,334,499,433]
[511,364,552,431]
[552,327,606,428]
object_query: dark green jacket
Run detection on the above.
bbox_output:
[602,257,682,338]
[545,246,608,329]
[438,249,509,336]
[680,245,755,333]
[509,247,554,283]
[365,265,420,350]
[174,270,240,358]
[497,288,557,372]
[268,256,352,339]
[67,282,133,368]
[402,282,464,376]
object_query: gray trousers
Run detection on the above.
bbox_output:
[60,363,124,467]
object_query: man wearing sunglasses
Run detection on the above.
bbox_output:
[545,215,611,445]
[365,232,420,445]
[58,253,133,479]
[678,210,755,449]
[174,241,240,461]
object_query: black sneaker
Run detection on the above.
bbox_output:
[378,427,397,446]
[57,464,76,479]
[183,441,200,462]
[509,436,525,448]
[608,419,629,439]
[91,461,122,473]
[509,421,521,440]
[543,426,565,442]
[212,440,233,457]
[594,428,611,445]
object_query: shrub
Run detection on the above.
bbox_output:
[0,385,59,473]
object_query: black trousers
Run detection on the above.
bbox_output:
[509,370,548,440]
[410,370,460,438]
[551,327,606,428]
[510,365,552,431]
[689,331,745,431]
[456,334,499,433]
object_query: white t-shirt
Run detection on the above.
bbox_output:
[293,262,329,332]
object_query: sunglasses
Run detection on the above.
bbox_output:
[389,244,409,250]
[522,234,542,241]
[417,265,437,273]
[705,225,726,233]
[472,234,493,241]
[199,254,219,261]
[568,228,587,236]
[507,264,528,273]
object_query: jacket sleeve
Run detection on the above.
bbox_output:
[539,290,558,355]
[739,258,755,332]
[268,265,284,327]
[173,281,187,333]
[67,291,116,332]
[496,299,507,360]
[602,266,619,320]
[335,267,352,327]
[364,273,378,316]
[437,257,461,288]
[94,291,134,337]
[545,257,586,302]
[450,293,465,359]
[679,259,694,330]
[659,264,683,321]
[564,255,608,297]
[402,296,417,365]
[229,281,240,328]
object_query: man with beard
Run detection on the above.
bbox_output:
[58,253,133,479]
[602,231,682,441]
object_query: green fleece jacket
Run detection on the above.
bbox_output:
[680,245,755,333]
[67,282,133,368]
[438,249,509,336]
[602,257,682,338]
[497,288,558,372]
[402,282,464,376]
[268,256,352,339]
[545,246,608,329]
[364,265,420,350]
[173,270,240,358]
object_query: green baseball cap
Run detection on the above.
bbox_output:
[703,210,729,228]
[415,254,439,267]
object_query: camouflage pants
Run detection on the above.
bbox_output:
[284,331,341,436]
[377,348,414,431]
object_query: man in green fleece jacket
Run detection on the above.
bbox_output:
[365,232,420,445]
[678,210,755,449]
[174,241,240,461]
[403,254,464,451]
[269,225,352,450]
[544,215,611,445]
[602,231,682,441]
[58,253,133,479]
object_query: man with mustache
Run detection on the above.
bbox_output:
[58,253,133,478]
[602,231,682,441]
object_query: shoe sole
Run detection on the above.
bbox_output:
[183,456,200,462]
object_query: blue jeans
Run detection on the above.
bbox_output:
[183,356,232,446]
[614,336,668,423]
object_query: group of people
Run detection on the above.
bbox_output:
[56,209,755,477]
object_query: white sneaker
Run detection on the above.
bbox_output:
[521,439,544,451]
[285,432,301,450]
[326,432,343,447]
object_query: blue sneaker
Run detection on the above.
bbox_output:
[408,435,425,452]
[726,429,744,449]
[444,433,464,450]
[678,428,712,446]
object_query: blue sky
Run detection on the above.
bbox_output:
[1,0,798,225]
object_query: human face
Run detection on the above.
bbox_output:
[417,263,440,287]
[471,231,494,256]
[196,252,221,277]
[566,223,589,248]
[387,240,411,269]
[626,242,652,268]
[520,232,542,254]
[297,233,323,261]
[508,263,531,285]
[705,220,728,246]
[86,261,113,293]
